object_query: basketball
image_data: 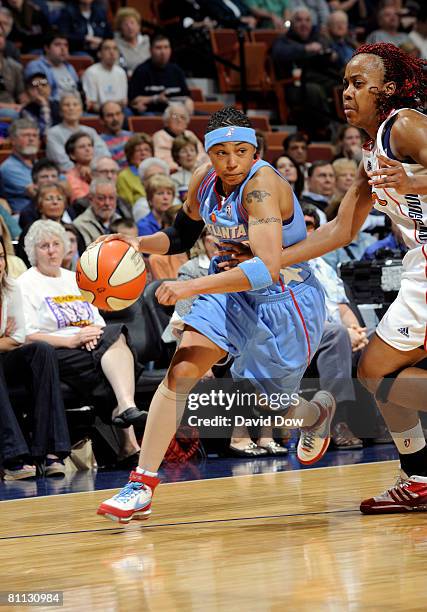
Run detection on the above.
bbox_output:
[76,239,146,311]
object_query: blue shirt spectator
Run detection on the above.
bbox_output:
[137,211,160,237]
[24,35,79,102]
[362,232,407,261]
[0,154,33,214]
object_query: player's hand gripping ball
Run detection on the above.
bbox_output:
[76,239,146,311]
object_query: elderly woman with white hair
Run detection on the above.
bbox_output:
[17,220,145,460]
[152,102,207,172]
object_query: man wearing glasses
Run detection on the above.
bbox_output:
[20,72,61,137]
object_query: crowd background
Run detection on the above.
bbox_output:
[0,0,425,479]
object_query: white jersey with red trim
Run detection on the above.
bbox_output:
[362,108,427,352]
[362,108,427,250]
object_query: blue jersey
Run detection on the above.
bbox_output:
[197,159,312,294]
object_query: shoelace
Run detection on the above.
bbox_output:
[300,430,315,451]
[114,481,146,502]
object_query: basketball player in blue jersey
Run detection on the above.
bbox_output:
[223,44,427,514]
[96,106,336,524]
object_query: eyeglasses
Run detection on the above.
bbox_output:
[30,78,49,88]
[171,113,187,120]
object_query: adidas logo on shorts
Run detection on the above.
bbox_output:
[397,327,409,337]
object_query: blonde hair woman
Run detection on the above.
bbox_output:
[0,217,27,278]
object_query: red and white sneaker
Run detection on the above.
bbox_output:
[360,471,427,514]
[297,391,336,465]
[97,471,160,524]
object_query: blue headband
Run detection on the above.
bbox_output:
[204,126,257,152]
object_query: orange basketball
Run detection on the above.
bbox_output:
[76,239,146,311]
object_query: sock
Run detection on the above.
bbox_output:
[391,421,427,477]
[135,466,157,477]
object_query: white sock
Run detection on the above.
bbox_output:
[391,421,426,454]
[293,396,321,428]
[135,467,158,477]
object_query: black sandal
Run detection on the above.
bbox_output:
[112,407,148,429]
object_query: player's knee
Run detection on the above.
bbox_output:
[167,360,201,391]
[357,360,380,394]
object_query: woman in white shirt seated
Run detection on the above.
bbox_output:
[0,236,71,481]
[17,220,145,463]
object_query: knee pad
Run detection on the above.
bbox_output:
[374,367,406,403]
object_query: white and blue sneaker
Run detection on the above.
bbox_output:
[297,391,336,465]
[97,471,160,523]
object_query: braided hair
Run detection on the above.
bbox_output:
[206,106,252,133]
[353,43,427,126]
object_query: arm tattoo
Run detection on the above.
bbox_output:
[248,216,281,226]
[246,190,271,204]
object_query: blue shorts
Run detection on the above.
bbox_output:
[183,276,326,407]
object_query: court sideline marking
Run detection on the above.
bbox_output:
[0,507,360,542]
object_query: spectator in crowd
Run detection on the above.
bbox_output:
[0,118,40,214]
[273,154,305,199]
[133,156,173,222]
[58,0,113,56]
[19,158,61,228]
[129,34,194,116]
[136,174,175,237]
[362,220,407,261]
[332,124,363,162]
[82,38,128,114]
[0,30,25,119]
[46,92,110,172]
[65,131,94,201]
[18,221,145,453]
[0,7,21,62]
[272,8,341,138]
[303,204,365,449]
[409,8,427,60]
[20,72,61,137]
[153,103,207,172]
[0,216,26,277]
[71,155,133,222]
[288,0,330,27]
[73,177,121,246]
[244,0,290,29]
[301,160,336,223]
[0,234,70,480]
[17,182,81,265]
[326,157,357,219]
[283,131,310,180]
[110,217,138,239]
[116,133,154,206]
[62,223,80,271]
[25,34,80,103]
[197,0,257,29]
[327,0,367,26]
[3,0,50,53]
[114,7,150,77]
[366,5,410,46]
[100,101,131,168]
[326,10,357,68]
[170,133,199,201]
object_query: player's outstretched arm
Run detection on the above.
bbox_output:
[91,163,210,256]
[280,161,373,267]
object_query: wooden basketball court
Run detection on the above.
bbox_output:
[2,460,427,611]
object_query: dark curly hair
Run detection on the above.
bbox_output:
[206,106,252,133]
[352,43,427,126]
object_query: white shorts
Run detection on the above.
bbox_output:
[376,246,427,351]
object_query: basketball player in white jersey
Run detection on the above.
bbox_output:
[220,43,427,513]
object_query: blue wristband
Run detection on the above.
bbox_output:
[238,256,273,290]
